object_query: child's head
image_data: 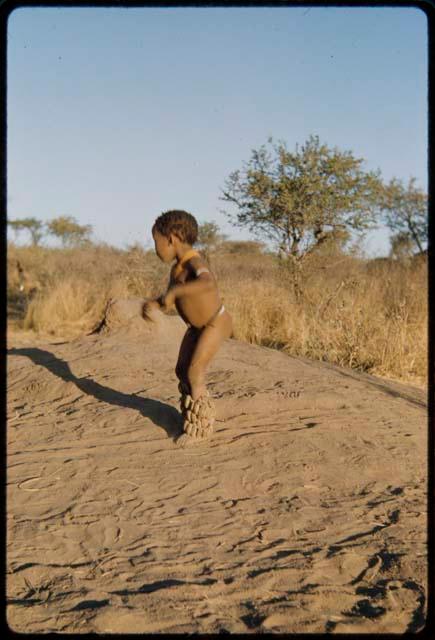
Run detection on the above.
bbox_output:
[152,210,198,262]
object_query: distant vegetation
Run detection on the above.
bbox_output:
[220,135,427,298]
[7,215,93,247]
[6,135,427,387]
[7,239,427,388]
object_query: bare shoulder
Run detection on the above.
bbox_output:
[186,254,212,278]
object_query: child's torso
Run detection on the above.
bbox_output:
[170,254,222,329]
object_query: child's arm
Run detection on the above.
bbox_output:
[157,264,177,310]
[143,264,176,315]
[162,256,214,308]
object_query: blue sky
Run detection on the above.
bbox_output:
[7,5,427,256]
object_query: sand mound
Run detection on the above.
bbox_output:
[93,298,186,345]
[102,298,148,330]
[93,297,155,335]
[6,311,427,633]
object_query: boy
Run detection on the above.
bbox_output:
[143,210,233,447]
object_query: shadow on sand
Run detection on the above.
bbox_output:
[8,347,182,441]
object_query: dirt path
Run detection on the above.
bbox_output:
[6,309,427,633]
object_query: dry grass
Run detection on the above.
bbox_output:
[215,252,427,387]
[7,242,427,387]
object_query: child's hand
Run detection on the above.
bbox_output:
[142,299,161,319]
[160,289,176,311]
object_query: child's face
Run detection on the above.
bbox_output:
[152,229,176,263]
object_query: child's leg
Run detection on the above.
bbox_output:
[175,327,200,393]
[176,313,232,446]
[186,316,231,401]
[176,321,230,446]
[186,329,218,399]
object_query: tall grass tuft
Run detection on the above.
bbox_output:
[7,242,427,386]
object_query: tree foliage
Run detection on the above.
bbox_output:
[7,217,45,246]
[380,177,427,254]
[197,221,228,257]
[46,216,93,247]
[221,135,383,263]
[309,226,352,257]
[389,231,416,260]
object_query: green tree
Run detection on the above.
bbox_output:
[309,226,352,256]
[197,221,228,261]
[389,231,415,260]
[220,135,383,298]
[7,217,45,246]
[7,219,25,243]
[46,216,93,247]
[381,177,427,254]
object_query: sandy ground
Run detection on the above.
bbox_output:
[6,303,428,633]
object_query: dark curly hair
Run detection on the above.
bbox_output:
[152,210,198,245]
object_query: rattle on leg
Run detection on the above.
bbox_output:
[176,320,227,447]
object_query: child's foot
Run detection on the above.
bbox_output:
[178,380,191,396]
[176,393,215,446]
[175,432,197,448]
[178,381,192,413]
